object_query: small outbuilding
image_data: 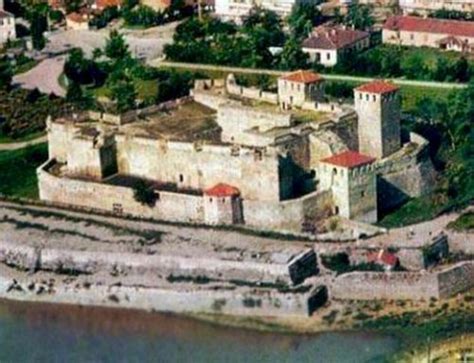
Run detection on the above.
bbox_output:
[204,183,243,225]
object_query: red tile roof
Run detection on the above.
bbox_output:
[383,16,474,38]
[302,26,370,50]
[355,80,399,94]
[67,12,89,23]
[280,70,323,84]
[320,150,375,168]
[204,183,240,197]
[367,249,399,267]
[95,0,122,9]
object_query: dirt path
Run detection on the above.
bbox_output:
[0,136,47,151]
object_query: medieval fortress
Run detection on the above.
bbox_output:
[38,70,436,234]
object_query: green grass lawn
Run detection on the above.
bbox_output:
[94,79,159,101]
[0,143,48,199]
[399,85,452,113]
[447,212,474,232]
[14,59,40,75]
[378,194,448,228]
[0,131,46,144]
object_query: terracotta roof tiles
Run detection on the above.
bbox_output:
[355,80,399,94]
[383,16,474,38]
[302,26,370,50]
[204,183,240,197]
[367,250,399,267]
[320,150,375,168]
[280,70,323,84]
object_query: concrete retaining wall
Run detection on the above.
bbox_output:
[331,261,474,300]
[0,275,315,317]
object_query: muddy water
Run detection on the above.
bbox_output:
[0,300,400,363]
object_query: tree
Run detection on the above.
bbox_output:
[110,78,137,113]
[400,51,427,79]
[30,9,47,50]
[287,3,322,40]
[277,36,309,70]
[66,80,83,103]
[133,180,156,206]
[105,30,131,61]
[0,57,12,89]
[453,57,470,83]
[64,0,82,14]
[344,5,374,30]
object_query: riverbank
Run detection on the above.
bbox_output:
[0,298,400,363]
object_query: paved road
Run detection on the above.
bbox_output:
[0,136,47,151]
[150,60,468,90]
[13,56,66,97]
[44,25,175,60]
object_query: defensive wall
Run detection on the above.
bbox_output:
[0,274,327,317]
[331,261,474,300]
[375,132,437,211]
[38,160,334,234]
[0,238,317,286]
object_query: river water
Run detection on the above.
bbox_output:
[0,300,401,363]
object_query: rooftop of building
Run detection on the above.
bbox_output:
[66,11,90,23]
[204,183,240,197]
[302,25,370,50]
[118,101,220,143]
[367,249,399,267]
[0,10,14,18]
[320,150,375,168]
[94,0,122,9]
[280,70,323,84]
[355,80,399,94]
[383,15,474,38]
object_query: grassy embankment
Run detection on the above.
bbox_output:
[447,211,474,232]
[0,143,48,199]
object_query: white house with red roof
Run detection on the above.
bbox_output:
[0,9,16,45]
[382,16,474,54]
[318,150,377,223]
[277,70,325,110]
[302,25,370,67]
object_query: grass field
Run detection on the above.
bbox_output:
[0,143,48,199]
[94,79,159,101]
[448,212,474,232]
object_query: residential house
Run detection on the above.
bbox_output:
[383,15,474,53]
[399,0,474,15]
[302,26,371,67]
[0,10,16,45]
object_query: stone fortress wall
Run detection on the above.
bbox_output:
[0,237,317,286]
[38,158,333,234]
[331,261,474,301]
[39,71,437,233]
[375,132,437,211]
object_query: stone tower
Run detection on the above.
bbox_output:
[317,150,377,223]
[355,80,401,159]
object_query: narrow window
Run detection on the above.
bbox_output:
[179,174,184,182]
